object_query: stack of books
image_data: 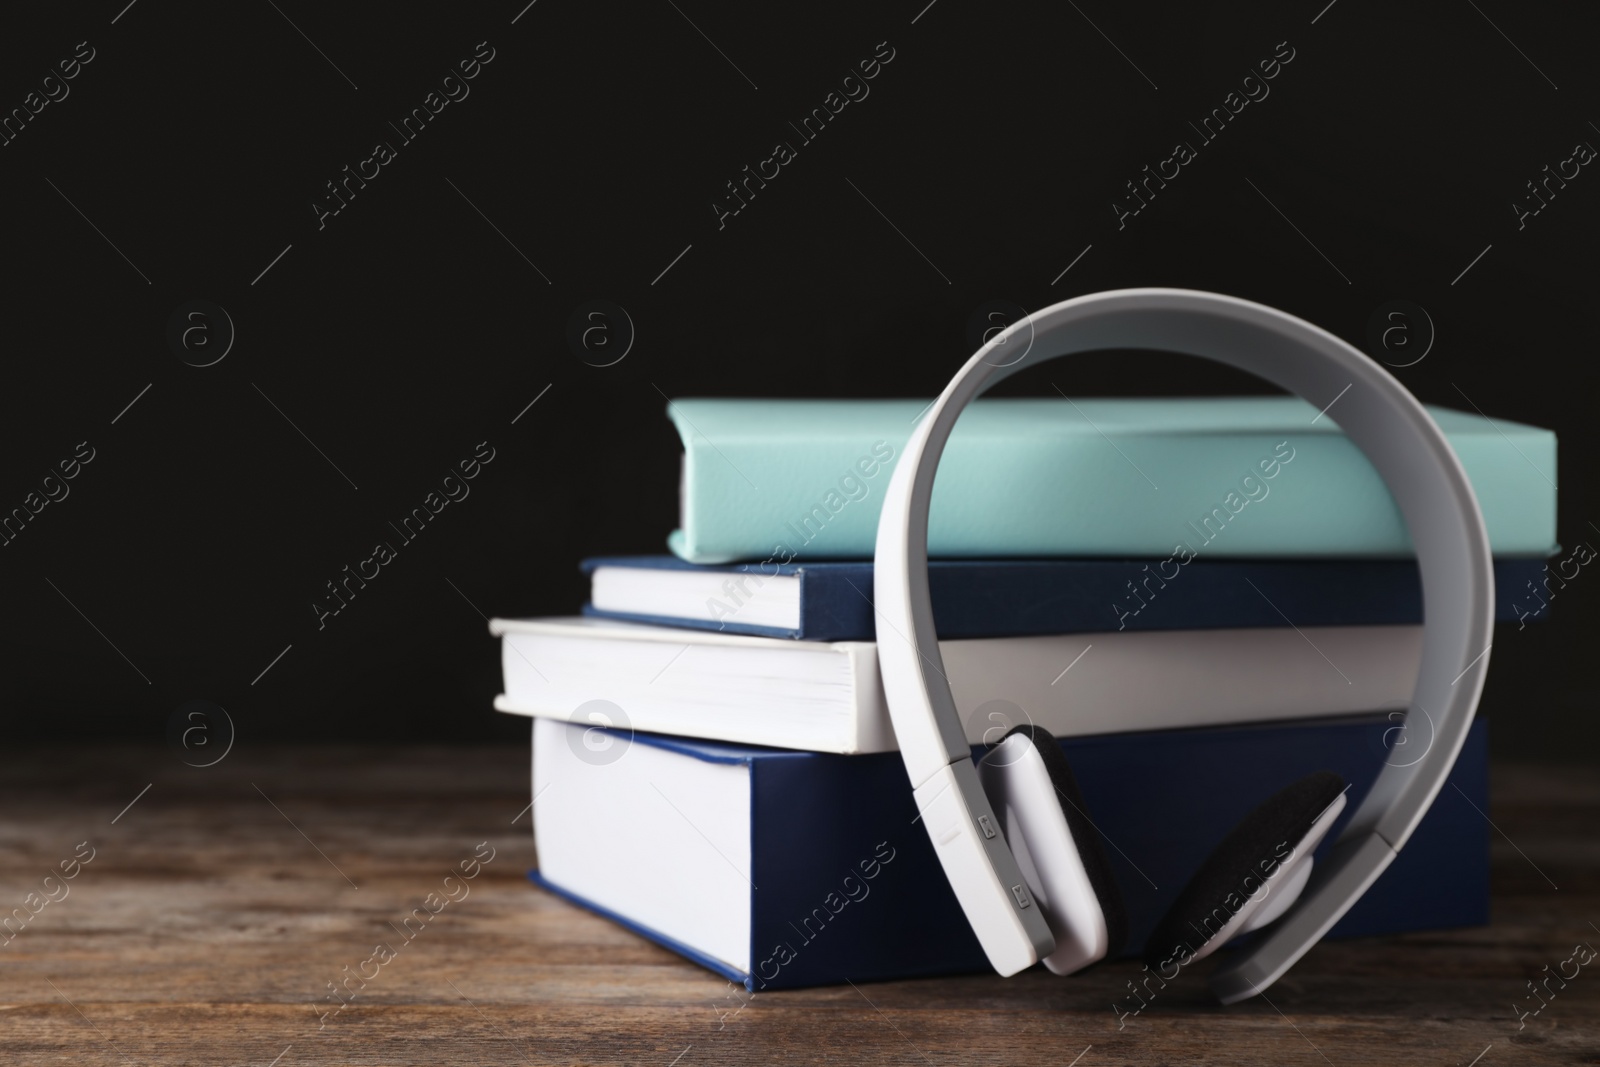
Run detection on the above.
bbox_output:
[493,397,1557,990]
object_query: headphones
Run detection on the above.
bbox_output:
[873,289,1493,1003]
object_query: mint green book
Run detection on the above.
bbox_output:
[664,397,1557,563]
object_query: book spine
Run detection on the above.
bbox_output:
[585,559,1550,642]
[738,718,1488,989]
[672,420,1555,563]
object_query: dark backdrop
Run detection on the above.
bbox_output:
[0,1,1593,761]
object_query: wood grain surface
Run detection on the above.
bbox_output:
[0,744,1594,1066]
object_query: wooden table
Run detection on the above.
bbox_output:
[1,745,1594,1066]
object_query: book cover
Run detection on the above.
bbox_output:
[581,555,1550,641]
[664,397,1557,563]
[528,714,1490,990]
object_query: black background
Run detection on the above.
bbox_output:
[0,0,1593,762]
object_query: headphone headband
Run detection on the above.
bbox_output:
[873,288,1493,1001]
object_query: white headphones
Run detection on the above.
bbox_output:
[873,289,1493,1002]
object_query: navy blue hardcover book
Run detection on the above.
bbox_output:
[528,714,1489,990]
[580,555,1549,640]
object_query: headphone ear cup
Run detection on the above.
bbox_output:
[978,725,1128,974]
[1143,771,1347,972]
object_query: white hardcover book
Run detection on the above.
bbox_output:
[491,617,1419,754]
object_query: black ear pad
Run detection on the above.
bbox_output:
[1143,771,1346,970]
[1001,724,1129,959]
